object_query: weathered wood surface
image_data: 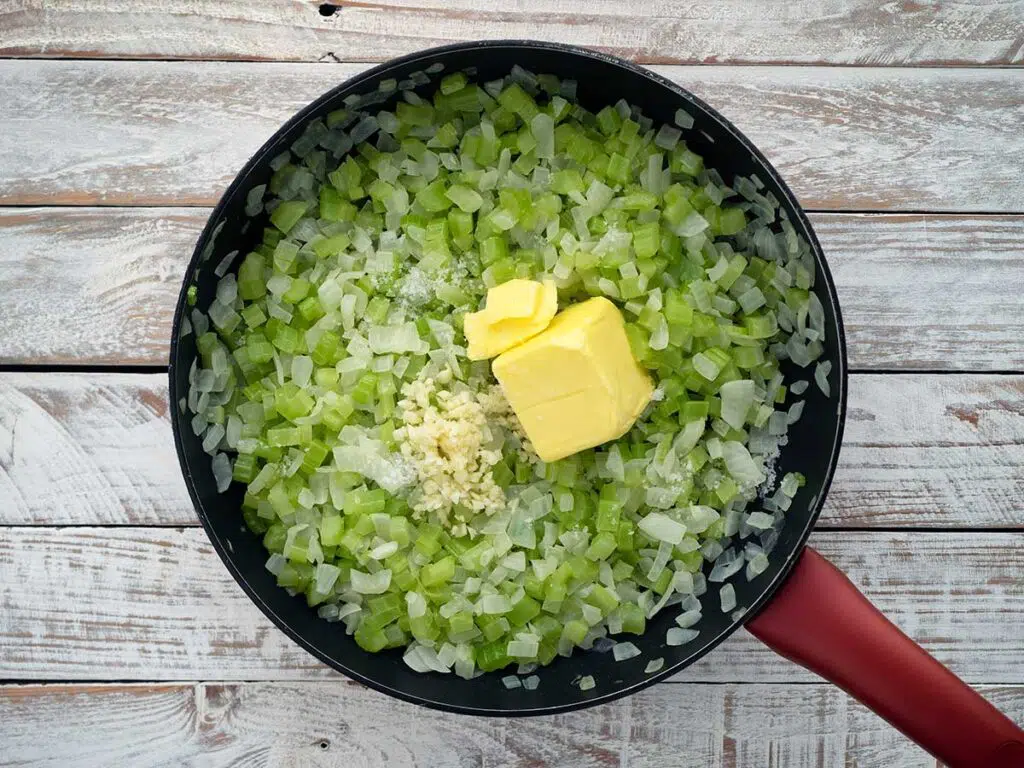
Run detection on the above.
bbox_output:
[1,528,1019,683]
[826,213,1024,371]
[1,372,1022,528]
[3,207,1022,370]
[0,207,191,366]
[2,61,1023,211]
[5,681,1022,768]
[4,0,1024,67]
[0,373,185,526]
[1,4,1021,765]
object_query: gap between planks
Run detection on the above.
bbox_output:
[3,202,1024,216]
[7,55,1024,71]
[2,208,1022,370]
[7,365,1024,376]
[0,371,1022,528]
[0,529,1020,685]
[0,61,1022,211]
[5,681,1022,767]
[3,0,1024,66]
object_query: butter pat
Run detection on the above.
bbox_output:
[492,297,654,463]
[463,279,558,361]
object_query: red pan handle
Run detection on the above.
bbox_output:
[746,547,1024,768]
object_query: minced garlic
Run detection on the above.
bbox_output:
[475,384,538,467]
[395,373,529,536]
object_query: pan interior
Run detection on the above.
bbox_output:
[169,41,847,715]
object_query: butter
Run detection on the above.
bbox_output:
[492,297,654,463]
[463,279,558,360]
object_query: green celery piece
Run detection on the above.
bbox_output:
[421,556,456,587]
[237,253,267,301]
[475,639,512,672]
[586,585,620,614]
[270,201,309,234]
[319,515,344,547]
[507,595,542,626]
[415,179,452,212]
[232,454,258,484]
[497,83,539,120]
[445,184,484,213]
[585,531,618,561]
[396,101,434,127]
[561,619,588,646]
[620,602,646,634]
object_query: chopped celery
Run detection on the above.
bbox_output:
[270,201,309,234]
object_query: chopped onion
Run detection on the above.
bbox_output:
[719,380,755,430]
[644,657,665,674]
[674,108,695,129]
[746,552,770,580]
[746,511,775,531]
[666,627,699,646]
[211,452,231,492]
[350,568,391,594]
[638,513,686,545]
[815,360,832,398]
[612,641,641,662]
[719,583,737,613]
[675,609,702,628]
[709,549,744,582]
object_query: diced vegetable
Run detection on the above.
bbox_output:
[185,64,826,680]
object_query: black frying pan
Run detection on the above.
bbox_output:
[168,41,1023,767]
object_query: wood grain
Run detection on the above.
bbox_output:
[0,528,1019,683]
[0,208,193,366]
[825,373,1024,528]
[3,208,1023,370]
[6,681,1022,768]
[826,213,1024,370]
[1,5,1021,763]
[0,373,186,526]
[3,0,1024,66]
[1,61,1022,211]
[1,372,1022,528]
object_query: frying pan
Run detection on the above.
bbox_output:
[168,40,1024,767]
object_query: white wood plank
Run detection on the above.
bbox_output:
[826,213,1024,370]
[3,0,1023,66]
[9,681,1021,768]
[3,208,1022,370]
[1,61,1022,211]
[827,373,1024,528]
[1,372,1022,529]
[0,529,1019,683]
[0,208,195,366]
[0,374,185,526]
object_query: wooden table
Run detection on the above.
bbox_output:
[1,3,1022,765]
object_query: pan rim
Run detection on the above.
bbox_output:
[168,38,849,716]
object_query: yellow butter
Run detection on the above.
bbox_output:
[492,296,654,463]
[463,279,558,360]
